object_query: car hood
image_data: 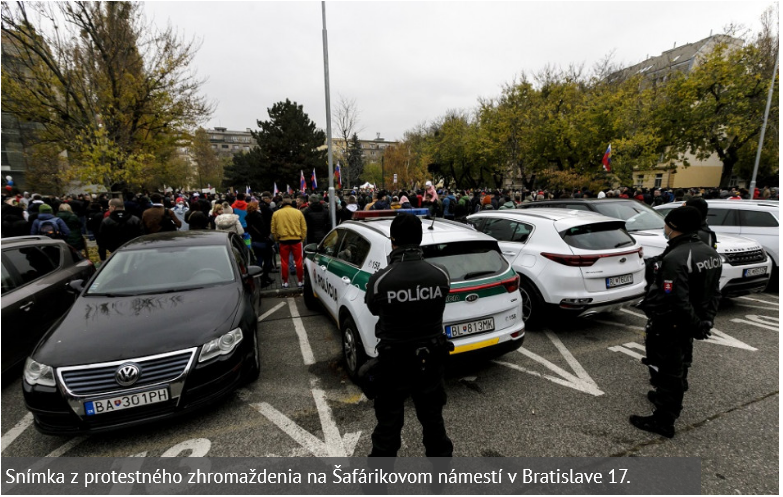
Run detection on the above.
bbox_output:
[629,229,763,256]
[34,284,241,367]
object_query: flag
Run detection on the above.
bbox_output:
[287,184,293,195]
[246,185,251,195]
[273,182,279,196]
[601,144,612,172]
[300,171,306,192]
[311,169,318,190]
[334,163,342,189]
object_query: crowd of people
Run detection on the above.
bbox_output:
[1,183,776,284]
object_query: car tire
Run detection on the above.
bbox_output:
[766,263,779,292]
[303,272,319,311]
[244,326,261,383]
[519,280,543,328]
[341,316,367,381]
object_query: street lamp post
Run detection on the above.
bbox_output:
[750,53,778,196]
[321,2,336,228]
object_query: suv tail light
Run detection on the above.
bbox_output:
[542,253,599,267]
[542,247,643,267]
[502,274,520,293]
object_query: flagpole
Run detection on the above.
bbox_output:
[322,1,336,228]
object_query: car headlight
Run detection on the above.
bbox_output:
[198,328,243,362]
[719,253,728,263]
[24,358,56,387]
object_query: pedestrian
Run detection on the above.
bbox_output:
[685,197,718,250]
[187,211,210,230]
[141,193,181,234]
[363,213,453,457]
[245,201,274,286]
[208,203,223,230]
[632,206,721,438]
[99,198,143,255]
[214,203,244,235]
[270,194,307,288]
[31,203,70,239]
[56,203,86,256]
[303,194,330,245]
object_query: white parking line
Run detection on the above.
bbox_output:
[1,413,33,453]
[46,437,87,457]
[619,308,647,319]
[732,302,779,311]
[737,296,779,306]
[287,298,315,365]
[258,301,286,322]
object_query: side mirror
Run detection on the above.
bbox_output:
[304,243,318,254]
[245,265,262,279]
[67,279,84,294]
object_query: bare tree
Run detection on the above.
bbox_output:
[332,95,364,188]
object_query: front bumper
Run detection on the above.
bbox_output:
[719,259,772,297]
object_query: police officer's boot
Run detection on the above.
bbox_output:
[629,414,674,438]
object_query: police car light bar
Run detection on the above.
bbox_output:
[352,208,429,219]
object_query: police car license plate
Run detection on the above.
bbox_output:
[445,318,495,338]
[606,274,633,288]
[744,267,768,277]
[84,388,169,416]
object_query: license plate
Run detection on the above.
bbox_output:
[445,318,495,338]
[606,274,633,288]
[84,388,169,416]
[744,267,768,278]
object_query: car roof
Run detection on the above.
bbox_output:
[704,199,780,209]
[1,235,67,247]
[341,217,493,245]
[469,208,625,230]
[119,230,232,250]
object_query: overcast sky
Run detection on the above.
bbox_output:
[145,1,770,142]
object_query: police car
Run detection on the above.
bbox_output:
[302,209,526,379]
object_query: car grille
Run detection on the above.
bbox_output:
[59,349,195,396]
[725,249,766,266]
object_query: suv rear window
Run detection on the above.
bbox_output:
[421,240,506,281]
[561,222,636,250]
[591,202,664,231]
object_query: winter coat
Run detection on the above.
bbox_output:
[214,213,244,235]
[100,210,143,253]
[271,204,307,243]
[57,211,85,250]
[304,202,330,245]
[31,213,70,238]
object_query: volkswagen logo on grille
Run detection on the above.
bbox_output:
[465,293,479,303]
[115,363,140,387]
[619,257,627,263]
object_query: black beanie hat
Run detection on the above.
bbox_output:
[390,213,422,247]
[685,197,708,221]
[664,206,702,234]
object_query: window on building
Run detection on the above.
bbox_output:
[729,175,740,187]
[654,174,662,188]
[222,145,229,149]
[636,175,644,188]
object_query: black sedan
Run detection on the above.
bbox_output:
[22,231,263,435]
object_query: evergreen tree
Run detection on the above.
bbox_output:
[346,133,364,188]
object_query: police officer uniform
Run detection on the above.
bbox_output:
[632,206,722,438]
[364,213,454,457]
[685,197,718,249]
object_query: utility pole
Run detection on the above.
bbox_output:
[750,53,778,196]
[321,2,336,228]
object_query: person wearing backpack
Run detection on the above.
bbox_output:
[30,203,70,239]
[57,203,87,257]
[142,193,181,234]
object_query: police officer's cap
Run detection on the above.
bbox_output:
[664,206,702,233]
[390,213,422,247]
[684,197,708,221]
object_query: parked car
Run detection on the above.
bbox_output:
[22,231,263,435]
[302,209,525,379]
[468,209,646,326]
[520,198,772,296]
[655,199,779,282]
[2,236,96,376]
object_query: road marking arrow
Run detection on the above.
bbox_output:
[731,314,779,332]
[251,378,360,457]
[494,331,604,396]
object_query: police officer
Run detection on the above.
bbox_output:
[632,206,722,438]
[685,197,718,249]
[364,213,454,457]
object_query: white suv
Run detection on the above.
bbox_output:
[468,209,646,326]
[302,210,526,379]
[655,200,779,280]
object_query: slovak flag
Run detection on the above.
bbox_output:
[602,144,612,172]
[273,182,279,196]
[334,163,342,189]
[246,185,251,195]
[300,171,306,192]
[287,184,293,195]
[311,169,318,190]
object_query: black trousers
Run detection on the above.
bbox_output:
[369,350,453,457]
[644,323,692,424]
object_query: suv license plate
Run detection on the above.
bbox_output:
[744,267,768,278]
[606,274,633,288]
[84,388,169,416]
[446,318,495,338]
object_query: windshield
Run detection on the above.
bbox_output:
[87,245,235,296]
[591,202,665,232]
[421,240,507,281]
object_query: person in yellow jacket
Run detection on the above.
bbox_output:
[271,194,308,288]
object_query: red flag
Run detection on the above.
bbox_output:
[602,144,612,172]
